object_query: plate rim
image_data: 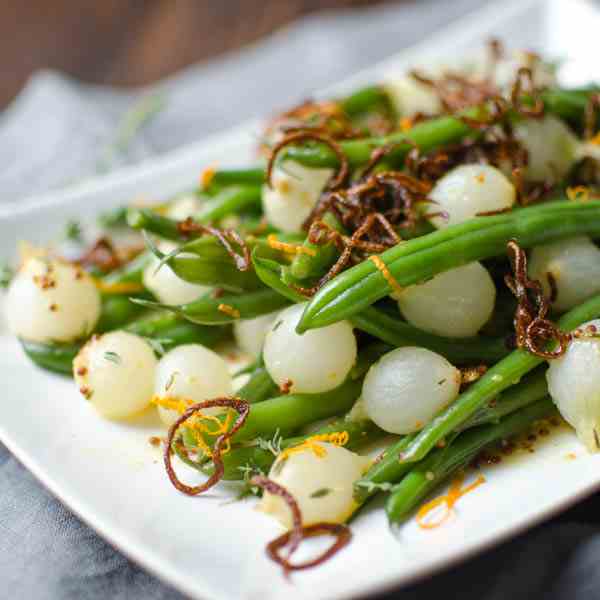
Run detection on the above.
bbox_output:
[5,0,592,598]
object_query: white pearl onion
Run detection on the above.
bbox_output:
[546,319,600,452]
[233,311,280,359]
[263,303,357,394]
[428,164,516,229]
[529,236,600,312]
[165,194,202,221]
[143,241,210,305]
[73,331,157,419]
[384,75,441,117]
[512,115,578,182]
[6,257,101,343]
[154,344,233,426]
[362,347,461,434]
[396,262,496,338]
[260,442,370,527]
[262,161,333,233]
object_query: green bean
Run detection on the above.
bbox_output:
[341,84,395,118]
[195,185,261,224]
[95,295,146,332]
[283,112,475,169]
[395,293,600,465]
[460,369,548,429]
[176,231,304,262]
[20,340,79,375]
[235,365,278,404]
[281,89,596,169]
[127,208,183,240]
[126,311,230,351]
[385,397,555,524]
[297,200,600,331]
[134,287,290,325]
[289,212,344,281]
[216,418,382,480]
[153,249,262,292]
[188,378,363,446]
[253,249,508,364]
[204,168,266,190]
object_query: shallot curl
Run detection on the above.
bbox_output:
[266,131,349,191]
[164,397,250,495]
[251,475,352,573]
[504,240,569,359]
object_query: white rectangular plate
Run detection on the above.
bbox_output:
[3,1,600,598]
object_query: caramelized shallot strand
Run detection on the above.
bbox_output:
[76,237,123,273]
[250,476,352,573]
[164,398,250,495]
[266,131,349,190]
[177,220,251,271]
[511,67,544,118]
[504,240,569,359]
[266,523,352,572]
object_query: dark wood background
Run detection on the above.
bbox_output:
[0,0,389,108]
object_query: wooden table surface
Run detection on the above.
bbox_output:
[0,0,389,108]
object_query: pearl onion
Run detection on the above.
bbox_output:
[513,115,578,181]
[154,344,233,426]
[143,241,210,305]
[428,164,516,229]
[233,311,280,359]
[362,347,461,434]
[165,194,202,221]
[6,257,101,343]
[529,236,600,312]
[396,262,496,338]
[73,331,157,419]
[262,161,333,233]
[263,303,357,394]
[260,442,370,527]
[546,320,600,452]
[384,75,441,117]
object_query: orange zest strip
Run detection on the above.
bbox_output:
[399,117,413,132]
[152,395,193,414]
[93,279,145,294]
[267,234,317,257]
[369,255,403,295]
[416,472,486,530]
[200,163,217,189]
[154,394,234,458]
[278,431,349,462]
[217,303,241,318]
[566,186,590,203]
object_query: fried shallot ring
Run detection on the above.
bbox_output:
[266,131,349,191]
[250,475,352,573]
[164,397,250,495]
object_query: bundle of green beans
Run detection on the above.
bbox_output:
[12,76,600,539]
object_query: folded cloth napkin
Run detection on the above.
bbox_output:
[4,0,599,598]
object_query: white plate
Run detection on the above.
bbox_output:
[3,1,600,598]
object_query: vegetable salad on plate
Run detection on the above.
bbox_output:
[5,40,600,572]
